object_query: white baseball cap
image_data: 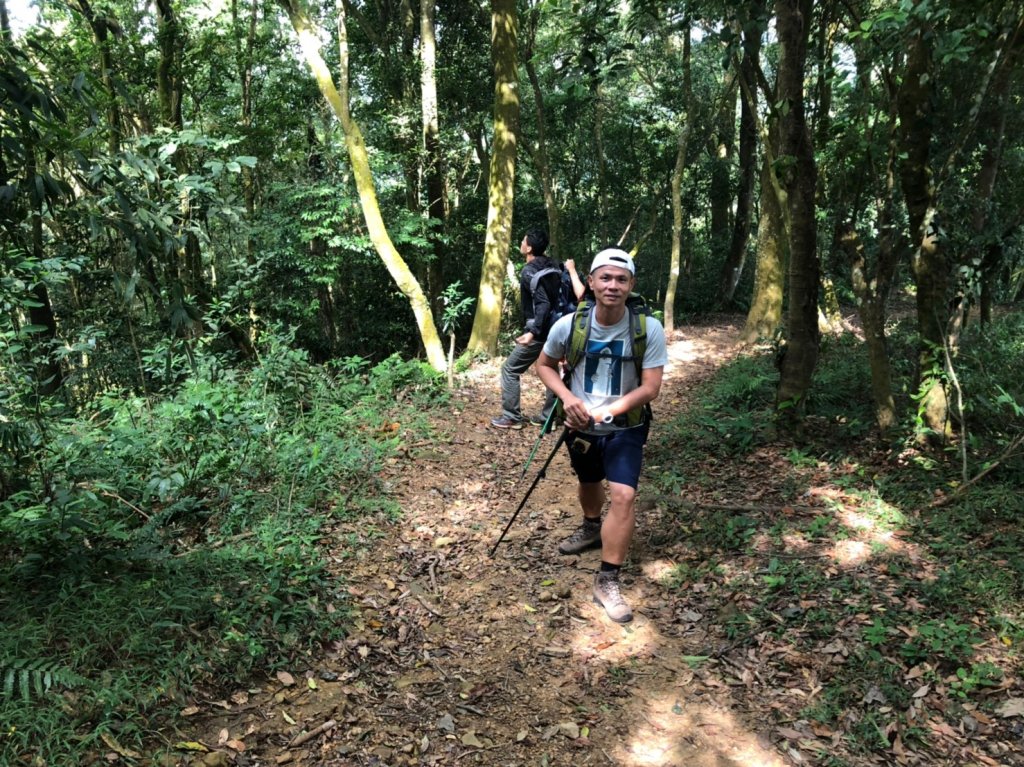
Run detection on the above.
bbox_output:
[589,248,635,275]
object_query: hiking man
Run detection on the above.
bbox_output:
[536,248,667,622]
[491,229,564,429]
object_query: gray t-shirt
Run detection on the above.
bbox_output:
[543,308,668,433]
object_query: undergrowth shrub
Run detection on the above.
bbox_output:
[0,330,444,765]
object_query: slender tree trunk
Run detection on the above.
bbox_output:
[719,19,759,306]
[468,0,518,355]
[71,0,122,153]
[233,0,259,266]
[969,36,1017,328]
[665,27,692,335]
[279,0,446,370]
[896,10,949,439]
[523,8,561,259]
[709,124,733,274]
[593,82,608,244]
[774,0,819,422]
[24,130,63,395]
[421,0,446,308]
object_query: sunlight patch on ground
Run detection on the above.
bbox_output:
[669,338,701,363]
[830,539,872,566]
[641,558,679,583]
[614,692,788,767]
[570,611,661,664]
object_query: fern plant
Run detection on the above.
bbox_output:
[1,658,86,702]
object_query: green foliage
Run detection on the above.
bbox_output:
[899,619,980,666]
[0,330,442,764]
[1,658,87,702]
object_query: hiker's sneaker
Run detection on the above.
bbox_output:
[593,571,633,623]
[529,414,547,427]
[491,415,525,430]
[558,520,602,555]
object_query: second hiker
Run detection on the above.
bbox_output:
[491,228,579,429]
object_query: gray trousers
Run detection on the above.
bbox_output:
[500,339,557,421]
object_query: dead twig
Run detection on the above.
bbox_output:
[287,718,336,748]
[99,490,150,521]
[931,430,1024,508]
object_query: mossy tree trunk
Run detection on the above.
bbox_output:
[468,0,518,355]
[740,147,785,345]
[896,11,950,440]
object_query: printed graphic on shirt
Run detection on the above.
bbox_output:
[584,339,625,396]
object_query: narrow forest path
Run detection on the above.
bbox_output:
[186,317,795,767]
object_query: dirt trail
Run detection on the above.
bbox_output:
[187,317,795,767]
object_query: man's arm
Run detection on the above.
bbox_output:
[564,259,587,301]
[589,367,663,424]
[537,351,590,431]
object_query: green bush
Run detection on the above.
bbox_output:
[0,332,443,765]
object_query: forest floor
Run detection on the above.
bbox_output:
[178,315,1024,767]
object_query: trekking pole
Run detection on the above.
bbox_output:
[489,426,569,558]
[520,408,557,479]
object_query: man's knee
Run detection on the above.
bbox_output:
[607,482,636,514]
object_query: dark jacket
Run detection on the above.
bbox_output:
[520,256,562,340]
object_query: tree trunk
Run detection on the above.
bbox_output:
[841,222,897,433]
[468,0,518,355]
[279,0,446,371]
[774,0,819,422]
[896,10,949,439]
[719,18,759,306]
[25,133,63,395]
[523,8,561,260]
[593,82,608,244]
[967,36,1016,329]
[740,149,785,345]
[233,0,259,266]
[664,26,692,335]
[421,0,446,309]
[71,0,122,153]
[709,124,733,276]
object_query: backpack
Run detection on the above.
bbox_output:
[529,265,578,325]
[557,294,653,428]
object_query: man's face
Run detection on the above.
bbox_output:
[588,266,634,306]
[520,236,532,258]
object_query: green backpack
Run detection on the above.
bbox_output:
[557,294,653,428]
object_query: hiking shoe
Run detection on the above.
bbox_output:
[558,520,602,555]
[529,414,547,427]
[593,571,633,623]
[491,415,525,430]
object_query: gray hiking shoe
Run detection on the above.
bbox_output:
[593,571,633,623]
[558,520,602,555]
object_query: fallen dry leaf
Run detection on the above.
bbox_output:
[995,698,1024,718]
[276,670,296,687]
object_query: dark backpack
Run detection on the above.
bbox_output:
[556,293,653,428]
[529,265,578,324]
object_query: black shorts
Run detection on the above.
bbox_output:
[565,422,650,489]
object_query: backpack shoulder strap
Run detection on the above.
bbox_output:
[529,267,560,294]
[565,300,594,372]
[625,294,649,378]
